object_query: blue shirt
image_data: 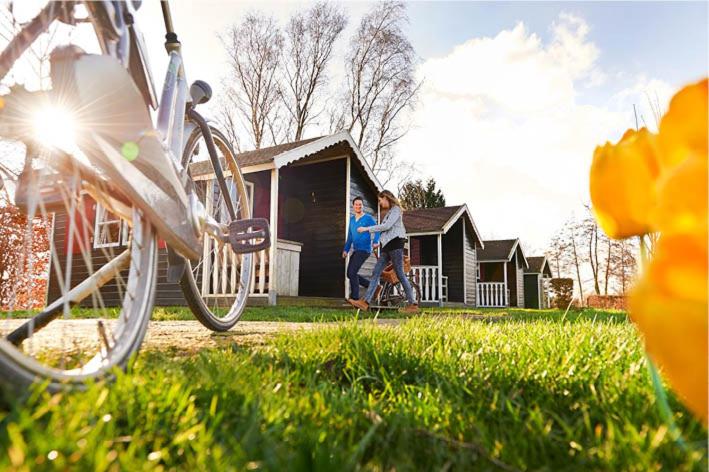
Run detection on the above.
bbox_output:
[344,213,380,253]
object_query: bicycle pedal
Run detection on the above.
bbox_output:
[228,218,271,254]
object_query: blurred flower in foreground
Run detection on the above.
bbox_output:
[590,78,708,422]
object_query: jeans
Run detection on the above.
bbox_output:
[346,250,371,299]
[363,248,415,305]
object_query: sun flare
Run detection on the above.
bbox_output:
[31,105,78,152]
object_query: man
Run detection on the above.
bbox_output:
[343,196,380,302]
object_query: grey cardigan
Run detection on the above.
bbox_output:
[367,205,407,248]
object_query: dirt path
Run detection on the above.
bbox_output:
[2,319,404,353]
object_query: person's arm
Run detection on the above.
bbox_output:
[366,206,401,233]
[367,215,381,245]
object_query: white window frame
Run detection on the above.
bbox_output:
[93,202,128,249]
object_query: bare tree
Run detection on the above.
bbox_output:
[214,92,242,153]
[546,234,570,279]
[222,13,284,149]
[336,1,421,183]
[581,205,603,296]
[610,238,638,294]
[281,2,346,141]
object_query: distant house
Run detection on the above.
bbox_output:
[47,131,382,307]
[477,238,529,308]
[404,205,484,307]
[524,256,553,309]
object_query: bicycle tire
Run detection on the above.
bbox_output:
[179,126,253,331]
[0,208,158,392]
[383,279,421,308]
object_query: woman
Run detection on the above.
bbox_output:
[348,190,418,313]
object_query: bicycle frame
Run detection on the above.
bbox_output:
[1,1,213,261]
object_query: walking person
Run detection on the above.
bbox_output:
[348,190,419,313]
[343,197,380,302]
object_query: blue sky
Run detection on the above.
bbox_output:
[405,1,707,85]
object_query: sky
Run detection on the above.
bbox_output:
[6,1,709,254]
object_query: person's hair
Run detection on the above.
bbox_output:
[352,196,363,205]
[377,190,400,209]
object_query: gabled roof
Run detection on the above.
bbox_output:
[525,256,552,277]
[190,131,382,191]
[237,136,323,167]
[478,238,529,268]
[404,204,484,248]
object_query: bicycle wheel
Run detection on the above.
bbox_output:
[383,279,421,308]
[180,126,253,331]
[0,3,158,391]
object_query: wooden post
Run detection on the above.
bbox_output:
[462,224,467,305]
[437,234,443,307]
[344,156,351,298]
[503,261,508,307]
[268,168,279,305]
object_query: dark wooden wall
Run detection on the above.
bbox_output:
[47,208,186,308]
[244,170,271,220]
[524,273,540,309]
[479,262,504,283]
[349,157,379,279]
[278,159,347,297]
[442,219,464,303]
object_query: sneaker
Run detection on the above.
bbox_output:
[348,298,369,311]
[398,304,419,314]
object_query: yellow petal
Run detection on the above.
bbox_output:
[630,233,708,422]
[590,128,660,239]
[658,78,708,169]
[652,156,708,236]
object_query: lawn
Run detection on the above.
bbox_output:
[0,309,706,470]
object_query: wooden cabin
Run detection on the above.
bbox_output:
[524,256,553,309]
[47,131,382,307]
[404,205,484,307]
[476,239,529,308]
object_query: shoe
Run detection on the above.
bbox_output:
[373,285,383,302]
[349,298,369,311]
[398,304,419,314]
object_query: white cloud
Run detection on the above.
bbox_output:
[397,13,677,253]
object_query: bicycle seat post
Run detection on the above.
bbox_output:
[160,1,180,54]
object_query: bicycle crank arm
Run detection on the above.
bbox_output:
[5,249,131,346]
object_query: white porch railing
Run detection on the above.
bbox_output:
[476,282,508,307]
[410,265,447,303]
[198,238,270,298]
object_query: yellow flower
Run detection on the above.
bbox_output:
[630,233,708,422]
[590,128,660,238]
[589,78,709,423]
[652,156,708,236]
[658,78,708,169]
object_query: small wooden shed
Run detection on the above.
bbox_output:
[476,239,529,308]
[46,131,382,307]
[524,256,553,309]
[404,205,484,307]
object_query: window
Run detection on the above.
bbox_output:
[93,203,129,248]
[476,263,481,281]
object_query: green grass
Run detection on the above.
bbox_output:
[4,304,629,323]
[0,310,706,470]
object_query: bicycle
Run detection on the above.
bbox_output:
[0,1,269,391]
[371,255,421,309]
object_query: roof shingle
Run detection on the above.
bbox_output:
[189,136,323,176]
[477,239,518,262]
[402,206,463,234]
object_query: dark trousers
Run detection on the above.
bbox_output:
[347,250,371,299]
